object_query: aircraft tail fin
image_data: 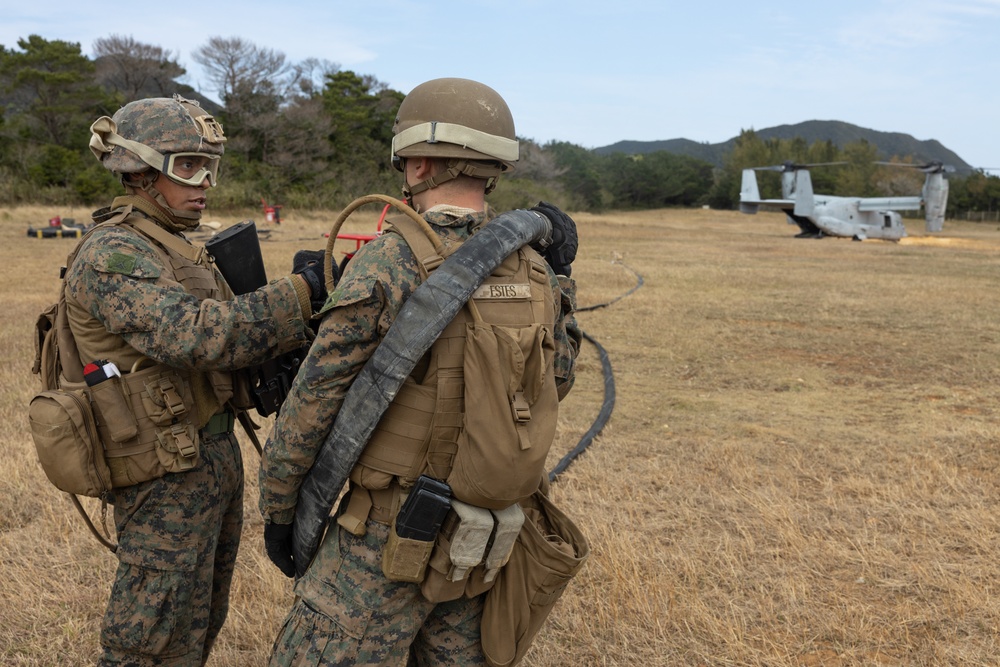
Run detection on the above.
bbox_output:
[792,170,814,217]
[923,172,948,232]
[739,169,760,214]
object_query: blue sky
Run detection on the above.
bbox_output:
[3,0,1000,169]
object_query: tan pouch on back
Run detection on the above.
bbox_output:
[480,491,589,667]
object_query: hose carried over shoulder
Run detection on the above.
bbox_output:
[292,206,552,574]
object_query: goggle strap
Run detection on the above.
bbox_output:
[105,132,169,175]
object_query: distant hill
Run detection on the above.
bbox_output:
[595,120,971,171]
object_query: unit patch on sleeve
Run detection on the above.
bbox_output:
[106,252,138,275]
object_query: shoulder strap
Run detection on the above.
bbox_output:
[384,214,449,279]
[127,217,204,263]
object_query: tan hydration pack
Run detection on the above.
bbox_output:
[352,213,560,508]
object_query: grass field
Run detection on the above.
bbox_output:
[3,203,1000,666]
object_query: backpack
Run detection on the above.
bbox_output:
[353,214,560,509]
[29,236,114,498]
[28,217,206,499]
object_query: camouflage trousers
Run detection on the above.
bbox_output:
[98,432,244,667]
[269,520,486,666]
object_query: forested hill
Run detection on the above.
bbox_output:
[595,120,971,170]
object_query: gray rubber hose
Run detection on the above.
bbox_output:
[292,209,551,574]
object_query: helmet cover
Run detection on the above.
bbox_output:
[392,78,518,172]
[90,95,226,175]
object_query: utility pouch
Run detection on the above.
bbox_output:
[99,361,200,487]
[481,491,590,667]
[420,502,525,603]
[28,384,112,498]
[88,376,138,443]
[448,319,558,510]
[484,504,525,583]
[420,501,493,603]
[382,476,451,582]
[447,500,495,581]
[382,522,436,583]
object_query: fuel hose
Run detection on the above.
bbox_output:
[292,205,552,573]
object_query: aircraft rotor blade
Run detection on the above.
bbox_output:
[796,161,848,168]
[875,160,953,174]
[751,160,847,172]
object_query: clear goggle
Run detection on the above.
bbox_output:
[162,152,221,187]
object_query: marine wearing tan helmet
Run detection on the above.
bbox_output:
[89,95,226,226]
[391,77,519,197]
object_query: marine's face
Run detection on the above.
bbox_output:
[152,169,209,212]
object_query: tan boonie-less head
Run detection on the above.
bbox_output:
[392,78,518,196]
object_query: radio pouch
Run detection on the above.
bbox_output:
[382,477,450,582]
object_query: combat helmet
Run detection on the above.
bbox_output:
[89,95,226,187]
[392,78,518,196]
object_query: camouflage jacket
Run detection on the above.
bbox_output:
[65,198,314,392]
[259,208,581,524]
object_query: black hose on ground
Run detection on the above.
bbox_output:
[549,261,642,482]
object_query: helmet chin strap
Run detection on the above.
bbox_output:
[123,172,202,231]
[403,158,502,200]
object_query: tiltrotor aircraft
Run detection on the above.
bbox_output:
[739,160,951,241]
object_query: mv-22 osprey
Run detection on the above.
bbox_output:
[739,160,951,241]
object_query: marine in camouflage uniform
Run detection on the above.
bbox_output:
[258,79,581,666]
[75,96,325,666]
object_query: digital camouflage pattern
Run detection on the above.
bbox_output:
[100,432,243,666]
[92,96,226,176]
[258,208,580,665]
[258,209,580,524]
[270,521,485,666]
[68,198,312,378]
[65,198,315,666]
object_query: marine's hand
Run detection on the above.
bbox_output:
[530,202,578,276]
[263,522,296,578]
[292,249,328,313]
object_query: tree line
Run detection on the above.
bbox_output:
[2,34,998,217]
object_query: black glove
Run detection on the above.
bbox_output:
[263,522,296,578]
[292,249,328,313]
[529,202,578,276]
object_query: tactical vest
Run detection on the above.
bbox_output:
[69,210,240,423]
[340,214,560,528]
[30,206,239,494]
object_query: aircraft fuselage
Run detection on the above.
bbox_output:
[789,196,909,240]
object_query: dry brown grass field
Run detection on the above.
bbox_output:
[3,202,1000,666]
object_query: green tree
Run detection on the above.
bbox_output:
[0,35,109,147]
[603,152,713,209]
[835,140,880,197]
[709,129,772,207]
[320,71,403,198]
[546,141,605,210]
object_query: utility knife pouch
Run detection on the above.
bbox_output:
[88,376,138,443]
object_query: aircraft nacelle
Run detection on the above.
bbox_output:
[922,172,949,232]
